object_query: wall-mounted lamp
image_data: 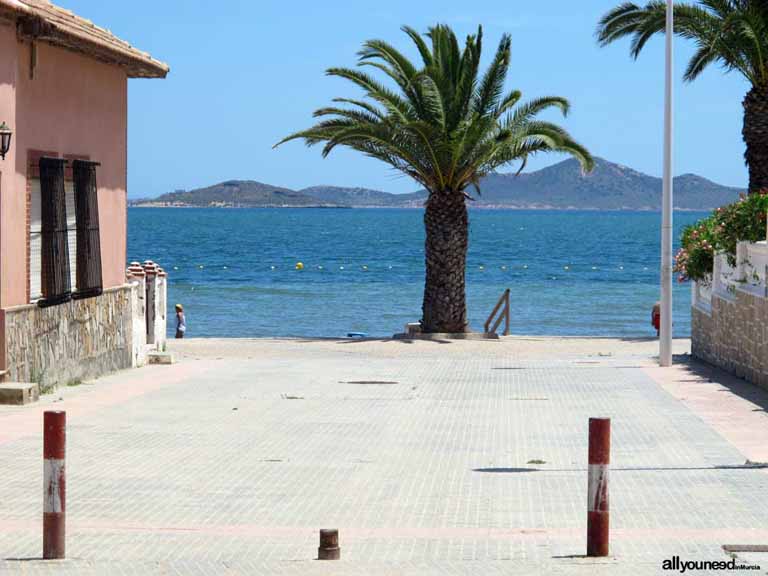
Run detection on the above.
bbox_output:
[0,122,12,160]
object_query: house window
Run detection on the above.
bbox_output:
[29,179,42,301]
[30,176,76,301]
[30,157,103,305]
[72,160,102,299]
[37,157,72,307]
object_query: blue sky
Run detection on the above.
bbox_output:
[59,0,750,198]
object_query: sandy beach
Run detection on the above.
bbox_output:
[170,335,693,363]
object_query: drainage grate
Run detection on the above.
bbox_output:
[340,380,399,385]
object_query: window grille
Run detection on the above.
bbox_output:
[30,179,76,299]
[72,160,102,299]
[38,157,71,307]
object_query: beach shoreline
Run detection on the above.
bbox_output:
[168,334,692,363]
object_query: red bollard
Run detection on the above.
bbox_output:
[43,411,66,559]
[587,418,610,557]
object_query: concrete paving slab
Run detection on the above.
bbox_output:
[0,337,765,574]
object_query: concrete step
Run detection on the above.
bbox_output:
[0,382,39,405]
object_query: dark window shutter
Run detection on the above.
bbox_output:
[38,157,71,307]
[72,160,103,299]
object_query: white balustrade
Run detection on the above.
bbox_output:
[741,241,768,297]
[704,241,768,303]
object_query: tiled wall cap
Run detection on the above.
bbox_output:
[127,265,146,278]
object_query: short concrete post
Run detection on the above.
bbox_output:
[43,411,66,559]
[318,529,340,560]
[156,267,168,349]
[143,261,158,345]
[736,242,748,280]
[127,264,147,367]
[587,417,610,557]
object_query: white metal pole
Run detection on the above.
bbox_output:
[660,0,674,367]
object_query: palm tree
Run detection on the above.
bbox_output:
[597,1,768,193]
[276,25,593,333]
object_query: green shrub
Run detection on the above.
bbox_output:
[675,192,768,283]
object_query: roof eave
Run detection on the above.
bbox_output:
[0,1,169,79]
[33,25,170,78]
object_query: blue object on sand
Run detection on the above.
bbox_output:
[347,332,367,338]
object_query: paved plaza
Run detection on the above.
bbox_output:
[1,336,768,574]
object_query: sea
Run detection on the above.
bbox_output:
[128,208,706,339]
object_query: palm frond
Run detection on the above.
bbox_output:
[402,25,433,67]
[597,0,768,86]
[326,67,414,120]
[473,34,511,116]
[276,23,592,196]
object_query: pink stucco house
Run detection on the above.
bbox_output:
[0,0,169,390]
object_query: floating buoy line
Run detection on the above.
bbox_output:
[170,263,656,275]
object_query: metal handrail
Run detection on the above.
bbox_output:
[484,288,510,336]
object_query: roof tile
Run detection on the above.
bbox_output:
[0,0,169,78]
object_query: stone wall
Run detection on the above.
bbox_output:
[692,288,768,389]
[0,285,133,386]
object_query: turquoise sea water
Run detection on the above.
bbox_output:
[128,208,706,339]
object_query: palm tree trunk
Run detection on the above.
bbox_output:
[421,191,469,333]
[743,87,768,193]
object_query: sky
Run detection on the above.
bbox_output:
[58,0,751,198]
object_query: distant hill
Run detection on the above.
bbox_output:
[465,158,743,210]
[131,158,743,210]
[134,180,327,208]
[300,186,402,207]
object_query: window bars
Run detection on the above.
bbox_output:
[37,157,103,307]
[72,160,102,299]
[38,157,71,307]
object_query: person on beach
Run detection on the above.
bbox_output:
[175,304,186,339]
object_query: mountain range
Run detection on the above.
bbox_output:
[130,157,744,211]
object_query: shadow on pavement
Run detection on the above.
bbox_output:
[674,356,768,415]
[473,463,768,473]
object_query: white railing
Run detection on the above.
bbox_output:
[740,241,768,297]
[712,252,738,300]
[707,241,768,302]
